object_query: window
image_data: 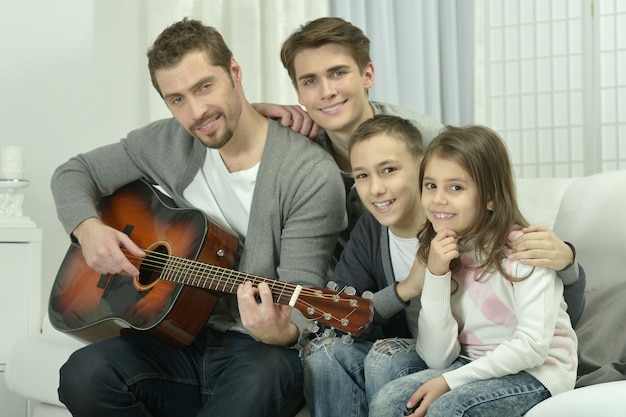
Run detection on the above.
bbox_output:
[476,0,626,177]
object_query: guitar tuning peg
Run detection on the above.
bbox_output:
[341,334,353,345]
[343,286,356,296]
[323,327,336,338]
[326,281,339,291]
[362,290,374,299]
[308,322,320,333]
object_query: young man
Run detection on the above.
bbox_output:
[51,18,346,417]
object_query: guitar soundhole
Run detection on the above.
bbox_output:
[137,244,169,287]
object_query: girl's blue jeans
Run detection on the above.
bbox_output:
[368,339,550,417]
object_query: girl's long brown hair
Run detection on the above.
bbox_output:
[417,125,532,282]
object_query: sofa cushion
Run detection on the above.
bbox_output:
[516,177,575,228]
[4,317,86,407]
[524,380,626,417]
[553,170,626,386]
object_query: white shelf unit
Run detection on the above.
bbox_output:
[0,226,42,417]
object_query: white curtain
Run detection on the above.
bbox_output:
[144,0,329,120]
[329,0,474,126]
[140,0,473,125]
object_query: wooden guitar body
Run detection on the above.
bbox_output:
[49,180,237,347]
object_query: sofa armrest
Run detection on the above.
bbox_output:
[4,331,86,406]
[524,381,626,417]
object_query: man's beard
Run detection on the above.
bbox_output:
[192,115,234,149]
[206,126,234,149]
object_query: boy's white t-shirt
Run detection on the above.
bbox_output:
[183,148,258,241]
[388,229,419,283]
[388,228,421,338]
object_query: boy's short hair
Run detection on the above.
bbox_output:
[349,115,424,157]
[147,17,233,97]
[280,17,371,87]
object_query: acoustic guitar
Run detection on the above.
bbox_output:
[48,180,373,348]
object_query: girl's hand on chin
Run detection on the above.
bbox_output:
[427,229,458,276]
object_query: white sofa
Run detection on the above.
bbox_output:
[5,170,626,416]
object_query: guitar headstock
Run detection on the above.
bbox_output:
[293,286,373,336]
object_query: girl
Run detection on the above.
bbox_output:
[368,125,578,417]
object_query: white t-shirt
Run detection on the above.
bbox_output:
[388,229,419,283]
[183,148,258,241]
[183,148,259,334]
[388,228,421,337]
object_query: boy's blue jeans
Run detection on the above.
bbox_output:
[58,327,304,417]
[368,340,550,417]
[302,337,427,417]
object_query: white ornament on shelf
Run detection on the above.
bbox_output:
[0,148,33,226]
[0,180,34,227]
[0,146,24,180]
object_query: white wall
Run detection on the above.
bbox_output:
[1,1,155,316]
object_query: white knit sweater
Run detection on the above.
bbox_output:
[416,236,578,395]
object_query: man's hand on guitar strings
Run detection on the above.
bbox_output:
[73,217,145,277]
[237,281,298,347]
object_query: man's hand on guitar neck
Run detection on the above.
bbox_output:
[237,281,300,347]
[73,217,146,277]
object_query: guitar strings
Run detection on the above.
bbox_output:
[119,247,356,302]
[114,248,367,331]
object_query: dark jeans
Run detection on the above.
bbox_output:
[58,327,304,417]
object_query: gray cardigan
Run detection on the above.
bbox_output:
[51,118,347,345]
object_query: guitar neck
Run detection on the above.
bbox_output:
[154,253,296,305]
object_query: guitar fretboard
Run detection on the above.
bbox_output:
[158,253,297,305]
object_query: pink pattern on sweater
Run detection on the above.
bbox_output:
[455,253,518,349]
